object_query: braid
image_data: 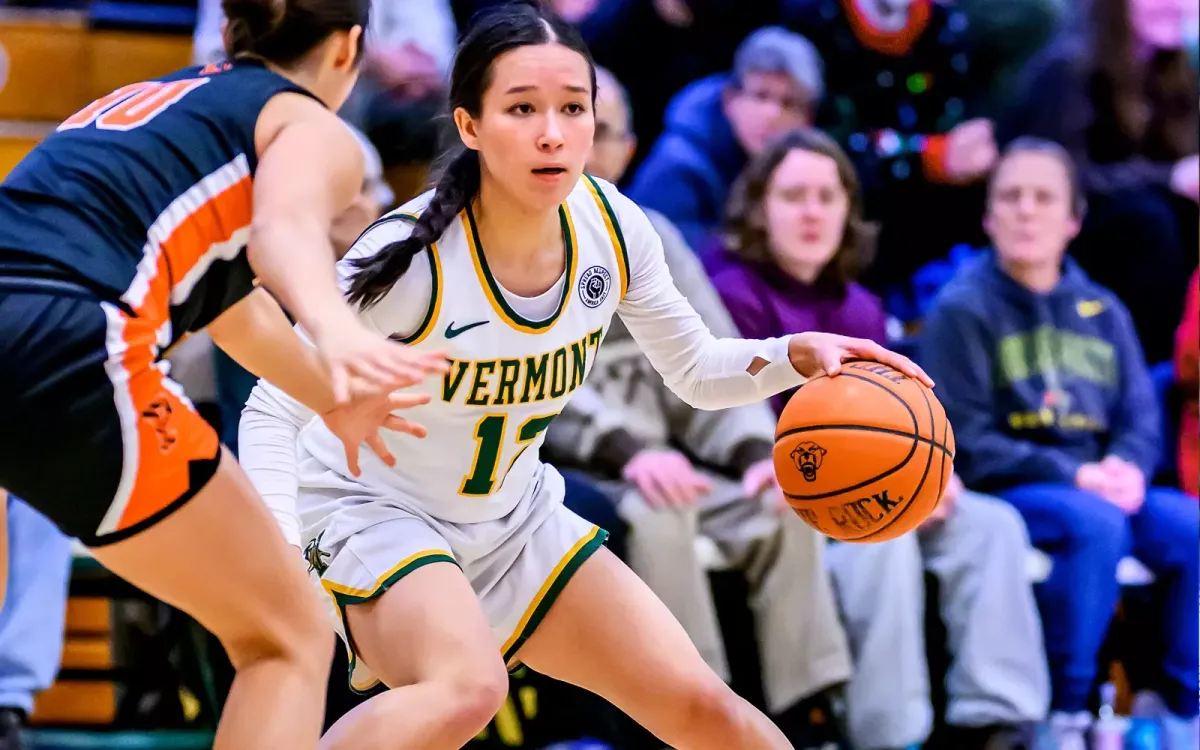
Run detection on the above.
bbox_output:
[346,148,481,308]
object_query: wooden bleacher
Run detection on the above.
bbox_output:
[0,6,193,180]
[25,544,217,749]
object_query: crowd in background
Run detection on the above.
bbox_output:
[0,0,1197,749]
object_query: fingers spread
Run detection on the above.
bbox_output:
[366,434,397,467]
[386,392,432,410]
[343,442,361,477]
[382,415,427,438]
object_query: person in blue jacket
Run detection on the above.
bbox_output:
[625,26,823,252]
[919,137,1198,750]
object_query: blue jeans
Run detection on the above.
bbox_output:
[1001,484,1199,717]
[0,497,72,713]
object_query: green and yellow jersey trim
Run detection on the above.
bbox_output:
[501,525,608,667]
[321,548,459,694]
[462,203,577,334]
[356,210,443,345]
[582,175,630,300]
[392,241,442,345]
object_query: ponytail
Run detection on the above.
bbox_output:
[346,147,481,309]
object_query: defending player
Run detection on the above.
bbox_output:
[0,0,446,747]
[240,3,930,749]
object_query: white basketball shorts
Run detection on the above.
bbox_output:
[294,457,607,693]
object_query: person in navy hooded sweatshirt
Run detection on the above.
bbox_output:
[920,137,1199,750]
[626,26,824,251]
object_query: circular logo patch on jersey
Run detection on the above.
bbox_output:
[0,44,9,95]
[579,265,612,308]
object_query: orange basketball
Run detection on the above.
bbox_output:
[772,361,956,543]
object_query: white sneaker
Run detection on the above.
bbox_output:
[1040,711,1089,750]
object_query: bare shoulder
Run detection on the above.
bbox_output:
[253,92,360,165]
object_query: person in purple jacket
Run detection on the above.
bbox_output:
[704,128,888,416]
[707,128,1050,750]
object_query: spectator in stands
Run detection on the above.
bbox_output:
[920,138,1199,750]
[952,0,1067,115]
[999,0,1199,363]
[781,0,997,297]
[193,0,454,169]
[708,128,1049,750]
[569,0,784,168]
[1175,270,1198,497]
[625,26,823,251]
[0,496,71,750]
[546,70,853,744]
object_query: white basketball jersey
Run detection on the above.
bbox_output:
[297,176,629,523]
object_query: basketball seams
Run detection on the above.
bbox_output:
[778,373,922,501]
[931,414,952,519]
[777,423,954,453]
[774,364,955,542]
[775,372,919,438]
[836,375,940,542]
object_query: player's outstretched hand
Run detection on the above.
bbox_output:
[787,332,934,388]
[318,324,449,403]
[322,390,432,477]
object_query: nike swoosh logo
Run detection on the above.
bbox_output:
[445,320,490,339]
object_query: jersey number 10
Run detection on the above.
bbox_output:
[460,412,560,497]
[58,78,210,132]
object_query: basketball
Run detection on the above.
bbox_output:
[772,360,956,543]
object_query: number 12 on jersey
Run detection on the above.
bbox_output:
[460,412,560,496]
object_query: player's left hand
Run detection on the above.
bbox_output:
[787,332,934,388]
[322,390,432,477]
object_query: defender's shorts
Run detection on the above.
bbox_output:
[294,456,608,693]
[0,280,220,546]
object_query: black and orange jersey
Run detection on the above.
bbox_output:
[0,59,320,348]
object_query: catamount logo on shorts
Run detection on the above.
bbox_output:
[578,265,611,308]
[304,532,330,576]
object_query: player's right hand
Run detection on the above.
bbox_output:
[322,390,432,477]
[317,323,449,404]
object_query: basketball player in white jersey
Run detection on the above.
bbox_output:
[238,3,931,748]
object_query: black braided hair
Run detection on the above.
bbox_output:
[346,147,479,307]
[344,0,596,309]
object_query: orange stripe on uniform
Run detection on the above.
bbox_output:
[105,314,219,535]
[135,173,254,323]
[99,165,252,536]
[160,174,253,302]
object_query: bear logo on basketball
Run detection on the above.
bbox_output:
[790,442,827,482]
[579,265,611,308]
